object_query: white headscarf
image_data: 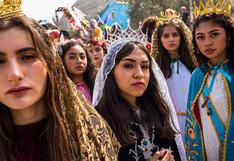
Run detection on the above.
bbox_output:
[92,40,187,161]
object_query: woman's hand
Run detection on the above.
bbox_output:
[151,149,175,161]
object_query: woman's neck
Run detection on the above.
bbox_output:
[169,51,180,59]
[94,63,101,71]
[209,57,227,66]
[169,51,179,59]
[11,100,47,125]
[208,50,227,65]
[128,99,139,111]
[120,94,137,111]
[71,75,83,84]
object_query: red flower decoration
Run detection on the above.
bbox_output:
[89,40,105,47]
[146,42,151,49]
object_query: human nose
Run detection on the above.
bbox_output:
[75,57,81,63]
[93,51,98,56]
[133,66,144,78]
[7,60,24,83]
[169,35,174,41]
[204,37,213,47]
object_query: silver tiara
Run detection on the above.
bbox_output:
[105,21,148,51]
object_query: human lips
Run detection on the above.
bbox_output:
[132,82,145,87]
[75,65,84,70]
[169,43,175,47]
[7,86,31,96]
[94,56,99,60]
[205,48,216,55]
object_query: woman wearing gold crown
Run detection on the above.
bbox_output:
[0,0,120,161]
[184,0,234,160]
[151,9,197,141]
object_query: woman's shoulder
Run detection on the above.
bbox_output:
[191,66,203,75]
[190,66,205,81]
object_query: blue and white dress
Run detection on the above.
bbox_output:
[185,62,234,161]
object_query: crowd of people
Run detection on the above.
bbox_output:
[0,0,234,161]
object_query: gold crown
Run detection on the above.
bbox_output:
[156,9,181,26]
[0,0,22,21]
[193,0,232,17]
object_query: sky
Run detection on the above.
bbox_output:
[22,0,76,21]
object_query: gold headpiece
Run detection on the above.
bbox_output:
[193,0,232,17]
[151,8,195,63]
[0,0,22,21]
[156,9,181,26]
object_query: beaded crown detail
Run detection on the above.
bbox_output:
[193,0,232,17]
[0,0,22,21]
[156,8,181,26]
[105,21,147,50]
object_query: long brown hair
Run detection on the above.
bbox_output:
[0,15,79,161]
[95,41,176,146]
[0,16,119,161]
[152,20,196,79]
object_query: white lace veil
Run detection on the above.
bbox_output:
[92,40,186,161]
[92,41,127,107]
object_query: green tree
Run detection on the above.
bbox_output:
[118,0,189,28]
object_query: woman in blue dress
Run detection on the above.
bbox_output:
[184,0,234,160]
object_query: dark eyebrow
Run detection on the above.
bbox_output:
[162,33,169,35]
[122,58,149,63]
[16,47,36,55]
[67,52,76,56]
[0,47,36,56]
[122,58,136,62]
[208,29,220,34]
[142,60,150,64]
[163,31,178,35]
[196,29,220,36]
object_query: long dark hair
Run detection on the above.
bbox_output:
[192,13,234,72]
[95,41,176,146]
[0,16,79,161]
[59,41,95,94]
[156,21,196,79]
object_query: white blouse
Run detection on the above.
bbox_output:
[167,61,191,139]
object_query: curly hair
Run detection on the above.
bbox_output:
[151,19,196,78]
[192,13,234,72]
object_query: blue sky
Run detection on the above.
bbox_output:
[22,0,76,21]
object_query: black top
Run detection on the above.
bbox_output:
[118,123,181,161]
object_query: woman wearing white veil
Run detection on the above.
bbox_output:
[92,29,186,160]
